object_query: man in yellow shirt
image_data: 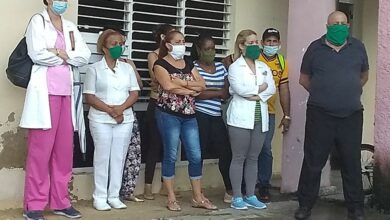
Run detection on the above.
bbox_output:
[257,28,291,203]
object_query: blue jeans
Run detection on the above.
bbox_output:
[155,108,202,180]
[257,114,276,188]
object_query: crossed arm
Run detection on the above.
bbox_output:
[154,65,206,96]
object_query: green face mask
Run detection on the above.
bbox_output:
[244,44,261,60]
[108,45,123,60]
[326,24,349,46]
[199,49,216,64]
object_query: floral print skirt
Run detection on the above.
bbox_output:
[120,112,142,197]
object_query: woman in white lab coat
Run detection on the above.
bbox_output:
[20,1,90,220]
[227,29,275,210]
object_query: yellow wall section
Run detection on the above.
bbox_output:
[360,0,378,145]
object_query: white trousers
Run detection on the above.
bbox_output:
[90,121,133,202]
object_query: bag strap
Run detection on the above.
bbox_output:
[276,53,285,72]
[24,13,45,35]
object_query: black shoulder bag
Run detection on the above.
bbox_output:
[6,14,45,88]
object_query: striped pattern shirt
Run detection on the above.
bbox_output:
[194,61,227,116]
[254,100,261,122]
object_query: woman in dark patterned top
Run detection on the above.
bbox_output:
[154,30,217,211]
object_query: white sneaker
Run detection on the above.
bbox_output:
[108,198,127,209]
[93,201,111,211]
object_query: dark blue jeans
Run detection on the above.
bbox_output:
[155,108,202,180]
[257,114,276,189]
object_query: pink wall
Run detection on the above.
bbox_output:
[375,0,390,171]
[281,0,335,193]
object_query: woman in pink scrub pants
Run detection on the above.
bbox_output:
[20,1,91,219]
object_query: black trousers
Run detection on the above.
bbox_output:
[298,106,364,211]
[196,111,232,191]
[144,98,163,184]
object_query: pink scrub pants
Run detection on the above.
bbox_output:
[23,95,74,211]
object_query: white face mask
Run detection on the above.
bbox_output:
[169,44,186,60]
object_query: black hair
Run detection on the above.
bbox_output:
[43,0,48,6]
[152,23,175,45]
[190,33,214,61]
[102,26,126,36]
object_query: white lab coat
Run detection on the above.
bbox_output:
[19,9,91,129]
[227,55,276,131]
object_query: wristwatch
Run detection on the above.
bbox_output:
[283,115,291,120]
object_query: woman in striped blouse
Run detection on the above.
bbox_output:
[190,34,233,203]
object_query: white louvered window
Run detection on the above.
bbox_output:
[184,0,231,59]
[74,0,231,168]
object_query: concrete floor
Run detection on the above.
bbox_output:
[0,171,388,220]
[0,187,387,220]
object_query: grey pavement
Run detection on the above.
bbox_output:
[0,187,387,220]
[0,171,388,219]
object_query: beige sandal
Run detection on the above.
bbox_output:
[192,198,217,210]
[167,200,181,211]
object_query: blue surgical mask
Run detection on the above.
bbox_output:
[51,1,68,15]
[262,45,280,57]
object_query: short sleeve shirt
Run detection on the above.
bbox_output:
[300,36,369,117]
[259,53,289,114]
[84,58,140,124]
